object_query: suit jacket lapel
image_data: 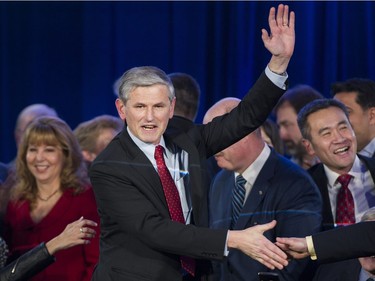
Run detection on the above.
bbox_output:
[119,129,169,212]
[308,163,335,229]
[209,171,234,230]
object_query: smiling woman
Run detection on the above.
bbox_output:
[3,116,100,281]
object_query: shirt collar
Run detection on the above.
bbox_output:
[324,155,362,188]
[237,143,270,186]
[127,126,167,156]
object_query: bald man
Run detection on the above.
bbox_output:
[206,98,322,281]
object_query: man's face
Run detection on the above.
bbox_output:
[303,106,357,174]
[276,102,303,156]
[116,84,175,145]
[214,136,251,173]
[359,256,375,275]
[334,91,373,152]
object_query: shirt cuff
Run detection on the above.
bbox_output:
[224,231,229,256]
[306,235,317,260]
[265,66,288,90]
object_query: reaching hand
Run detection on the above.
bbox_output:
[228,220,288,270]
[275,237,310,259]
[261,4,295,74]
[46,216,98,255]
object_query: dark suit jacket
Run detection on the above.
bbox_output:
[209,150,322,281]
[308,155,375,230]
[312,221,375,262]
[312,259,361,281]
[89,72,286,281]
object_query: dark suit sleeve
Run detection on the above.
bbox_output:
[313,221,375,262]
[90,161,227,261]
[201,72,286,157]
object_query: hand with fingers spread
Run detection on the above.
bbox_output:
[46,216,98,255]
[262,4,295,74]
[275,237,310,259]
[228,220,288,270]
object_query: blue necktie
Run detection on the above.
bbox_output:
[231,175,246,229]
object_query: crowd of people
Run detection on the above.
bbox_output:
[0,3,375,281]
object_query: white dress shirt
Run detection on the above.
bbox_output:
[236,143,270,203]
[324,156,375,223]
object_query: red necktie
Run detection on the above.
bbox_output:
[154,145,195,276]
[336,174,355,226]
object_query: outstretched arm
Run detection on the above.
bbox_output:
[262,4,295,74]
[277,221,375,262]
[275,237,310,259]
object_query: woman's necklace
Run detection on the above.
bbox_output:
[37,189,60,202]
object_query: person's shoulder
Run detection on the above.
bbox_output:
[270,153,319,189]
[211,169,232,185]
[307,162,325,176]
[169,116,194,128]
[271,151,307,176]
[358,153,375,168]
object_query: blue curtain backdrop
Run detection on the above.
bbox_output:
[1,1,375,162]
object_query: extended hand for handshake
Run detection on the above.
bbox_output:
[236,220,309,271]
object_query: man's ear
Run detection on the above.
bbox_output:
[302,138,316,156]
[115,98,126,121]
[368,107,375,125]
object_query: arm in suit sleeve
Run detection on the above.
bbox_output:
[312,221,375,262]
[200,72,286,157]
[89,162,228,261]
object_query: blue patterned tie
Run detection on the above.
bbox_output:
[231,175,246,229]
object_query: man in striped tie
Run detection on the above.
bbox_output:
[205,97,322,281]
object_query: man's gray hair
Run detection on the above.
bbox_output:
[118,66,175,103]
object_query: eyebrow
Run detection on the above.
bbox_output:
[317,120,348,135]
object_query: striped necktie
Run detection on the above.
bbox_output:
[231,174,246,229]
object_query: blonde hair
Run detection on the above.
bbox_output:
[12,116,88,206]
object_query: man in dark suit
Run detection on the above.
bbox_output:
[277,221,375,261]
[205,97,322,281]
[89,4,295,280]
[296,99,375,230]
[331,78,375,158]
[311,208,375,281]
[277,209,375,281]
